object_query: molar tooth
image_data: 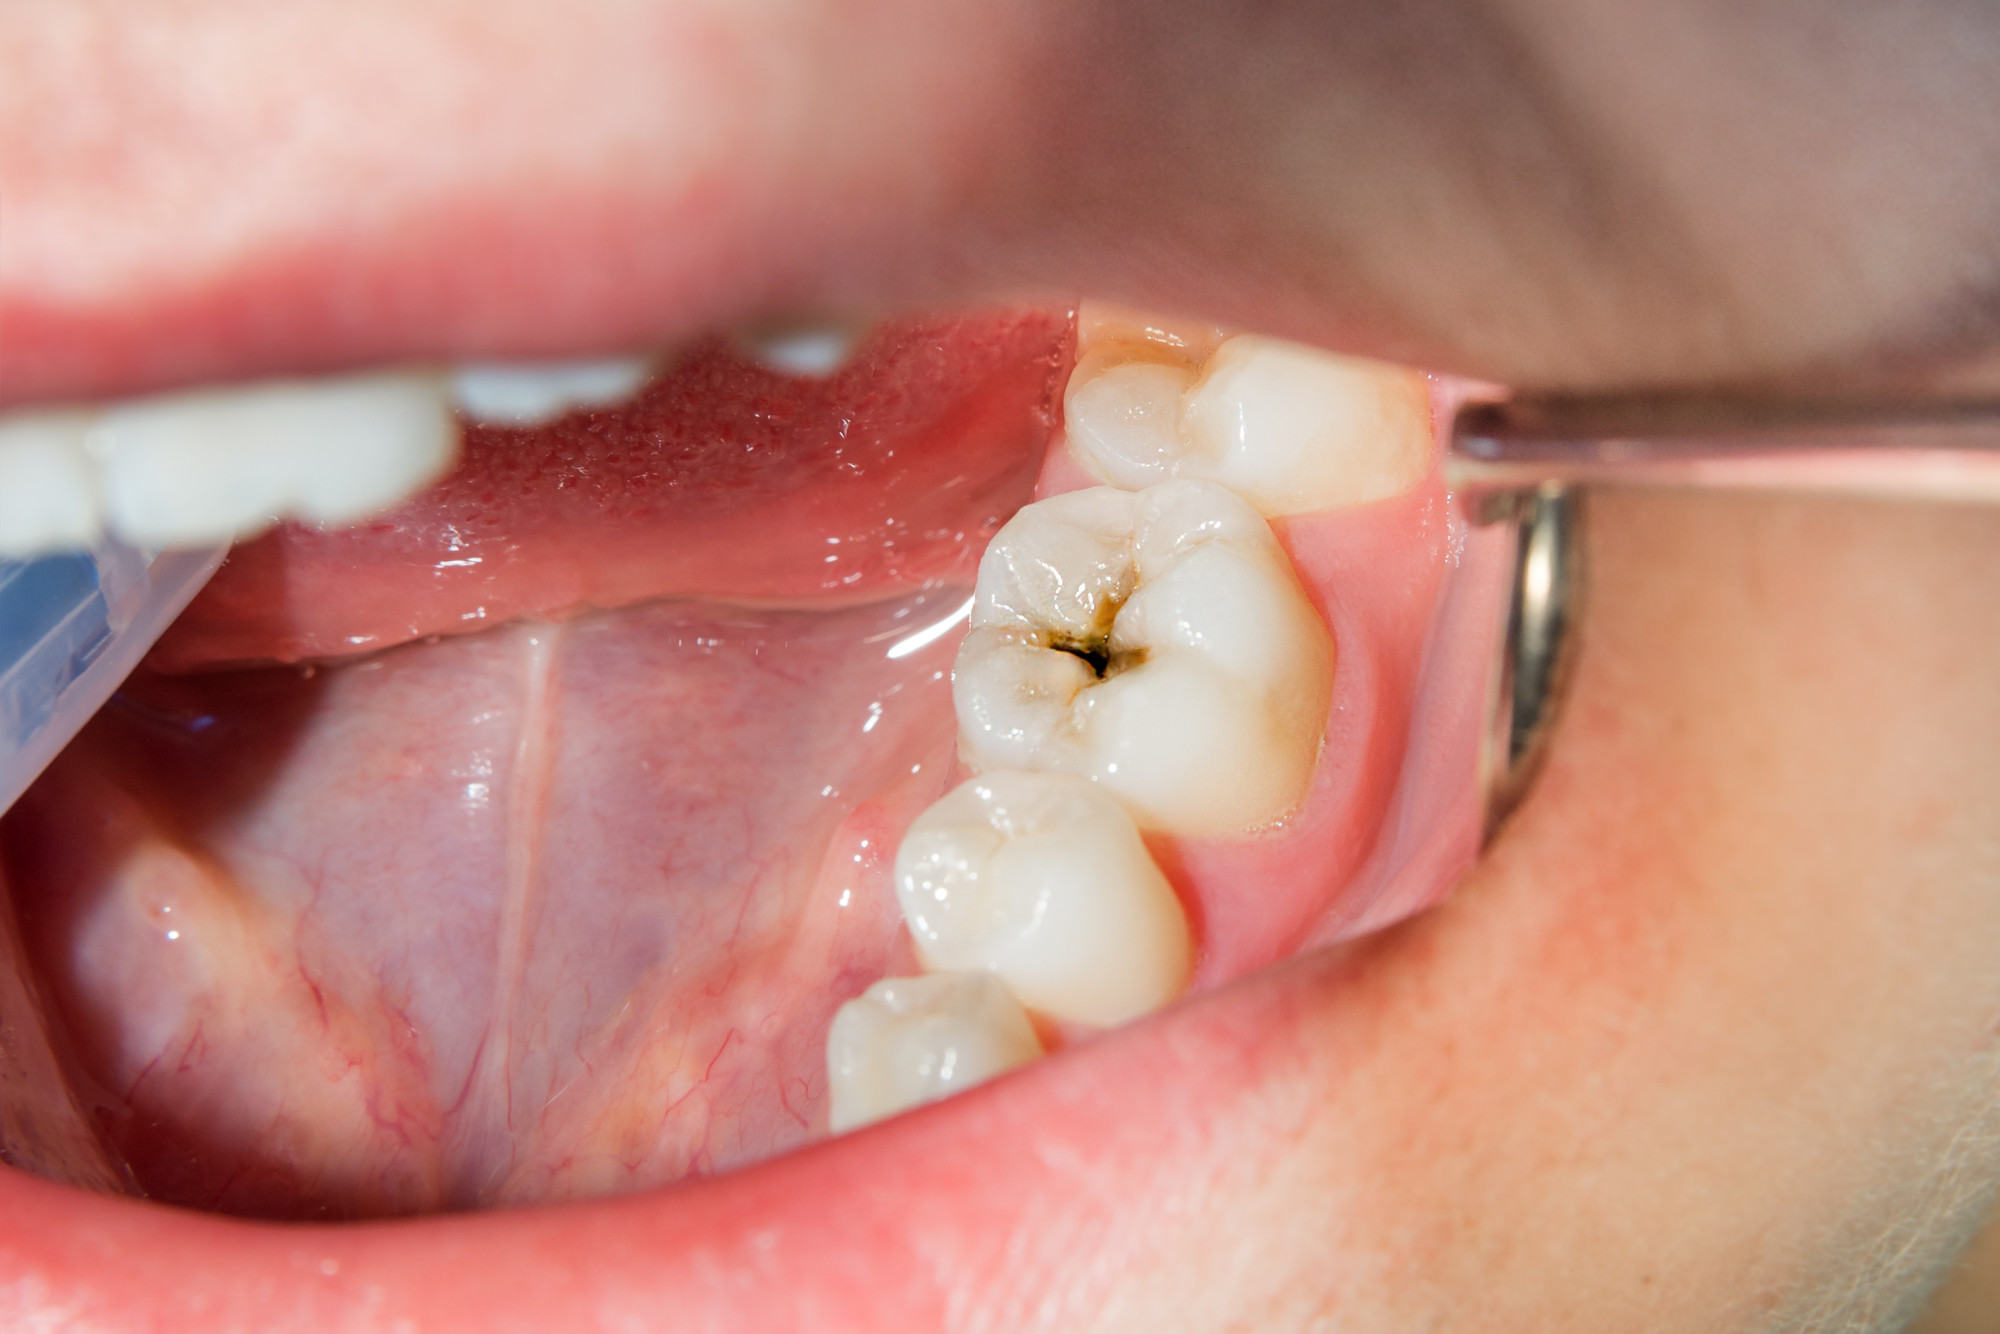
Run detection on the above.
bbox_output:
[0,410,100,556]
[825,971,1044,1133]
[447,356,654,427]
[1064,329,1434,517]
[1177,335,1433,515]
[94,371,457,548]
[955,480,1333,835]
[894,771,1191,1027]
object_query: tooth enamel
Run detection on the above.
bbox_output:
[742,323,862,379]
[1064,330,1434,517]
[955,480,1332,835]
[825,971,1044,1133]
[1177,335,1433,515]
[92,371,458,548]
[0,411,100,556]
[894,771,1192,1027]
[1062,353,1198,491]
[447,356,654,426]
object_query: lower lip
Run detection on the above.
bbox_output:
[0,943,1357,1330]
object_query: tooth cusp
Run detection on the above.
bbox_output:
[1063,354,1198,492]
[893,771,1192,1028]
[825,971,1044,1134]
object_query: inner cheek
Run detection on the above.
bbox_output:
[0,308,1482,1221]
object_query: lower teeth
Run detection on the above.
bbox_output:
[828,304,1437,1132]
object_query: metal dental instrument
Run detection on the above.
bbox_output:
[1450,390,2000,844]
[0,541,226,820]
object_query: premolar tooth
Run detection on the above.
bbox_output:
[894,772,1191,1027]
[447,356,654,427]
[955,480,1333,835]
[93,371,457,548]
[825,971,1044,1133]
[1065,330,1433,517]
[0,411,99,556]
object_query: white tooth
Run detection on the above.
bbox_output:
[741,322,862,379]
[825,971,1044,1133]
[895,771,1191,1027]
[0,410,101,556]
[447,356,654,427]
[955,480,1333,835]
[1177,334,1433,515]
[91,372,457,548]
[1063,352,1197,491]
[1064,330,1434,519]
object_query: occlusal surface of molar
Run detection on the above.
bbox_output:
[954,478,1335,836]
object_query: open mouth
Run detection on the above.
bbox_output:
[0,283,1509,1316]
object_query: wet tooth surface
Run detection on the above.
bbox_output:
[1062,355,1197,491]
[954,481,1333,834]
[1177,336,1432,515]
[741,324,863,379]
[1065,327,1433,518]
[447,357,654,427]
[94,372,458,548]
[0,411,99,556]
[825,971,1043,1133]
[893,771,1191,1026]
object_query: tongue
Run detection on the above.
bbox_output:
[5,592,958,1219]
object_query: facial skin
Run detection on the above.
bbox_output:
[5,2,2000,1330]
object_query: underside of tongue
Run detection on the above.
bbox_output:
[0,306,1476,1222]
[0,312,1066,1220]
[6,592,959,1218]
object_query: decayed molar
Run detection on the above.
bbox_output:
[1065,324,1432,517]
[447,356,655,427]
[0,371,458,556]
[893,771,1192,1027]
[825,971,1044,1133]
[954,479,1334,835]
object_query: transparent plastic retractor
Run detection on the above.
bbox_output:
[0,541,225,819]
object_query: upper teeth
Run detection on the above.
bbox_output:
[1065,329,1433,517]
[0,371,460,557]
[447,356,655,427]
[953,478,1334,836]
